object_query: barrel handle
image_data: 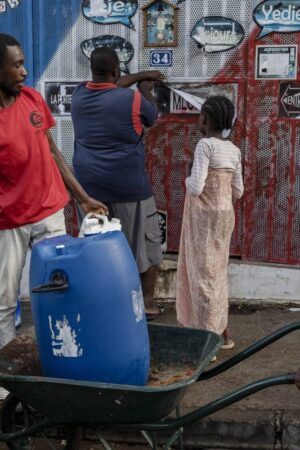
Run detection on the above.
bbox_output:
[31,272,69,293]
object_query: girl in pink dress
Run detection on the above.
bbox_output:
[176,96,244,348]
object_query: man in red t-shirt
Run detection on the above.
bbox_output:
[0,33,107,349]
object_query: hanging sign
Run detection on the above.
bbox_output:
[44,82,80,116]
[279,82,300,118]
[82,0,138,29]
[150,50,173,67]
[170,88,204,113]
[191,16,245,53]
[0,0,20,13]
[166,83,237,115]
[81,36,134,74]
[254,0,300,39]
[255,45,297,80]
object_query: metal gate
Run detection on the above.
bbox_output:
[1,0,299,264]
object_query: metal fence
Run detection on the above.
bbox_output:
[1,0,299,264]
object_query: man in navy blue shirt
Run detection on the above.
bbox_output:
[72,47,164,319]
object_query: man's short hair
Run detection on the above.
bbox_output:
[90,47,119,76]
[0,33,21,69]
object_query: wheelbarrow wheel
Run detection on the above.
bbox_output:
[0,393,41,449]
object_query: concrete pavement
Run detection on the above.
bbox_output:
[151,304,300,449]
[2,302,300,450]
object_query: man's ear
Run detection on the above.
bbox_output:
[113,65,120,82]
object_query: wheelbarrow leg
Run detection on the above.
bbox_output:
[65,426,82,450]
[141,430,159,449]
[141,408,185,450]
[162,407,184,450]
[176,406,184,450]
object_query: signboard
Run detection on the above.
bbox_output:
[170,90,200,113]
[255,45,297,80]
[254,0,300,39]
[166,82,238,115]
[0,0,20,12]
[158,210,167,252]
[150,50,173,67]
[82,0,138,29]
[81,35,134,74]
[44,82,80,116]
[279,82,300,118]
[191,16,245,53]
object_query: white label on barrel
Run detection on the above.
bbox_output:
[49,315,83,357]
[132,287,144,323]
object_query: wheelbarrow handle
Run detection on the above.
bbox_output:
[198,320,300,381]
[119,372,296,432]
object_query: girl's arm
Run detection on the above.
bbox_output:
[185,140,210,196]
[232,156,244,199]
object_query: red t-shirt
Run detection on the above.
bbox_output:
[0,87,69,229]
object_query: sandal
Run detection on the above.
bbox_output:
[221,339,235,350]
[145,303,164,321]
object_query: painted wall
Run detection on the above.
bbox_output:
[1,0,299,265]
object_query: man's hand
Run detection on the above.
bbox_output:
[141,70,165,82]
[118,70,165,88]
[137,80,155,91]
[80,197,108,216]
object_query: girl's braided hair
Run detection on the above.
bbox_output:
[0,34,20,69]
[201,95,235,132]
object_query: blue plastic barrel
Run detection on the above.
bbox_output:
[29,232,150,386]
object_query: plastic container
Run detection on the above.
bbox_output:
[79,213,121,237]
[15,294,22,328]
[29,228,149,386]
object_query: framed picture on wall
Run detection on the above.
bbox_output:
[255,45,298,80]
[142,0,179,47]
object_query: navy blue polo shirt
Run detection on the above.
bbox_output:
[71,82,158,203]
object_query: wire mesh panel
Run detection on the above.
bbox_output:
[240,0,300,264]
[142,0,251,254]
[32,0,140,234]
[0,1,34,85]
[8,0,299,262]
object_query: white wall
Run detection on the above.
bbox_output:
[154,258,300,305]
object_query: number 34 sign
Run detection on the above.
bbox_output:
[150,50,173,67]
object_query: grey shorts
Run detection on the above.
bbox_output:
[108,197,163,274]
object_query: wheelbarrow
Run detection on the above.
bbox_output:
[0,321,298,450]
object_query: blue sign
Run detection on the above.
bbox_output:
[82,0,138,29]
[150,50,173,67]
[254,0,300,39]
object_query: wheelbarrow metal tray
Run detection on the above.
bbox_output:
[0,323,221,424]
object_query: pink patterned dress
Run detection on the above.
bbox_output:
[176,138,244,335]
